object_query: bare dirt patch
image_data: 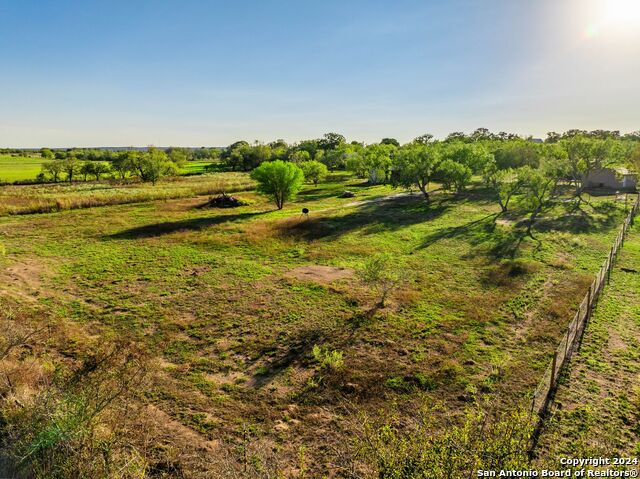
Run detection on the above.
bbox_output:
[286,265,354,283]
[0,257,46,303]
[143,404,220,452]
[495,218,514,226]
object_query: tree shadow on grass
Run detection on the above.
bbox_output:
[480,227,529,259]
[249,327,325,389]
[296,187,346,202]
[417,212,534,260]
[345,180,372,188]
[276,197,453,241]
[533,209,622,234]
[105,211,266,239]
[418,213,499,249]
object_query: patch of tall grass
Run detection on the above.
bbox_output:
[0,173,254,216]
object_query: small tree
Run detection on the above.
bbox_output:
[62,156,81,182]
[438,159,472,192]
[92,162,111,181]
[391,143,440,200]
[345,150,368,179]
[483,161,524,213]
[357,254,405,307]
[518,162,562,237]
[362,144,395,184]
[40,148,54,159]
[111,152,136,180]
[80,161,95,181]
[167,147,189,167]
[441,142,493,173]
[299,160,328,186]
[250,160,305,210]
[288,150,311,164]
[133,148,177,185]
[41,160,64,182]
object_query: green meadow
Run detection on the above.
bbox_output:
[0,154,49,182]
[536,222,640,456]
[0,170,632,475]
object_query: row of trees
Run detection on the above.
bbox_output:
[28,130,640,192]
[39,148,180,185]
[246,133,640,238]
[38,146,219,162]
[220,130,638,177]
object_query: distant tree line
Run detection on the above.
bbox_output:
[35,147,221,185]
[229,129,640,233]
[34,146,220,162]
[7,129,640,193]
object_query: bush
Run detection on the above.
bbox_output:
[312,345,344,371]
[360,402,534,478]
[0,338,148,478]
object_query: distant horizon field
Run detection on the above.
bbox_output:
[0,155,212,183]
[0,155,49,182]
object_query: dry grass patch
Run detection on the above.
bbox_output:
[286,265,354,283]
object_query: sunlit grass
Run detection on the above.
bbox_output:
[0,155,49,182]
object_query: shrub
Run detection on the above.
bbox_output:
[0,338,148,478]
[359,402,534,478]
[312,345,344,371]
[357,254,406,307]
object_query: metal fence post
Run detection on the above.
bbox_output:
[550,351,558,389]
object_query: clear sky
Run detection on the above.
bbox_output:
[1,0,639,147]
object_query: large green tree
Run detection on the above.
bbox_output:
[250,160,305,210]
[518,156,567,236]
[41,160,64,182]
[441,142,493,174]
[62,156,81,182]
[112,152,136,179]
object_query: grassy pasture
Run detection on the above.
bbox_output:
[0,154,49,182]
[0,156,213,184]
[0,174,632,475]
[179,159,215,175]
[536,222,640,456]
[0,172,254,215]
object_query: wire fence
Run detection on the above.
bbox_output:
[530,194,640,416]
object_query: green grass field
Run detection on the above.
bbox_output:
[0,173,632,475]
[179,160,215,175]
[0,155,49,182]
[536,221,640,456]
[0,156,213,184]
[0,172,254,215]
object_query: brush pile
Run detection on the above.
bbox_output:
[206,193,243,208]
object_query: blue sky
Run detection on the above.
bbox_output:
[0,0,639,147]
